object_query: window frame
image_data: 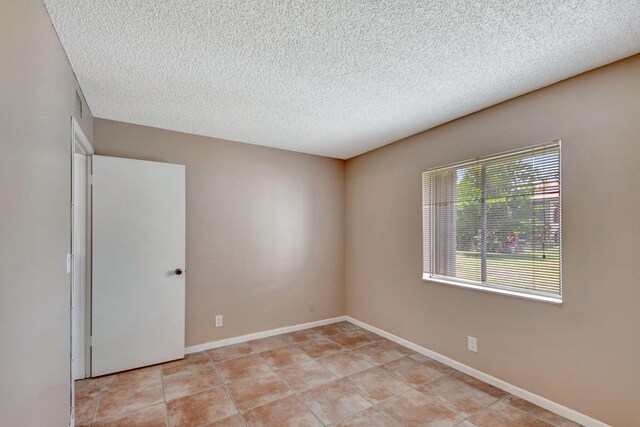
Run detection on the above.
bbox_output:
[421,141,563,304]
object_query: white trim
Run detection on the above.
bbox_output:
[184,316,348,354]
[346,316,610,427]
[70,117,92,383]
[72,117,93,155]
[70,116,93,427]
[422,275,563,305]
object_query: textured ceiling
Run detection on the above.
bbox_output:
[45,1,640,159]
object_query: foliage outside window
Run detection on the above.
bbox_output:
[422,142,562,303]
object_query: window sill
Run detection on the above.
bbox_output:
[421,274,563,305]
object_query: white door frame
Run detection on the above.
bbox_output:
[70,117,93,425]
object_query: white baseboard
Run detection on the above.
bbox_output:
[346,316,609,427]
[184,316,348,354]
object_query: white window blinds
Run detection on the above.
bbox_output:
[422,142,561,302]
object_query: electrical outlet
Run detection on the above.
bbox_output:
[308,303,315,312]
[468,336,478,352]
[215,315,223,328]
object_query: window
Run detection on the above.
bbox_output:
[422,142,561,303]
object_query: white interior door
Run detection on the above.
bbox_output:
[92,155,185,376]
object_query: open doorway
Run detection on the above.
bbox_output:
[70,117,93,425]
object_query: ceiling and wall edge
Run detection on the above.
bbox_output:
[43,1,640,159]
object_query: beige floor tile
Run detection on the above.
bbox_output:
[215,354,272,383]
[335,407,401,427]
[166,386,238,427]
[331,331,376,349]
[300,379,372,424]
[381,356,445,387]
[284,329,326,344]
[418,375,499,417]
[227,371,292,412]
[315,323,354,337]
[207,343,255,363]
[247,335,291,352]
[346,367,412,404]
[259,346,313,368]
[161,352,212,376]
[351,341,407,365]
[344,325,367,333]
[409,354,457,375]
[334,321,361,331]
[297,337,343,358]
[502,395,580,427]
[276,360,337,392]
[74,394,98,426]
[92,403,167,427]
[380,339,416,355]
[162,364,222,401]
[202,414,245,426]
[351,329,386,342]
[203,414,245,426]
[75,377,103,398]
[378,389,463,427]
[318,350,375,378]
[94,375,164,420]
[102,365,163,389]
[469,400,554,427]
[242,395,322,427]
[448,371,507,398]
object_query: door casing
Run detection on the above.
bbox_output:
[70,117,93,425]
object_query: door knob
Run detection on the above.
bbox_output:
[175,268,183,275]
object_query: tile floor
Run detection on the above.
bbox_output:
[75,321,582,427]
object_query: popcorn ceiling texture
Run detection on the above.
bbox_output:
[44,1,640,159]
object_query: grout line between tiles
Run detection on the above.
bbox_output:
[88,380,100,426]
[83,378,103,427]
[251,332,383,425]
[287,343,392,425]
[159,366,168,427]
[319,347,482,426]
[205,350,249,427]
[455,419,480,427]
[331,405,403,427]
[482,393,580,427]
[286,331,413,425]
[461,390,510,422]
[91,370,166,425]
[381,368,497,425]
[257,348,328,426]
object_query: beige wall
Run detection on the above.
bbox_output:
[93,120,345,347]
[0,1,94,425]
[345,55,640,426]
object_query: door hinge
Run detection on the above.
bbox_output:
[66,253,72,274]
[88,174,93,186]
